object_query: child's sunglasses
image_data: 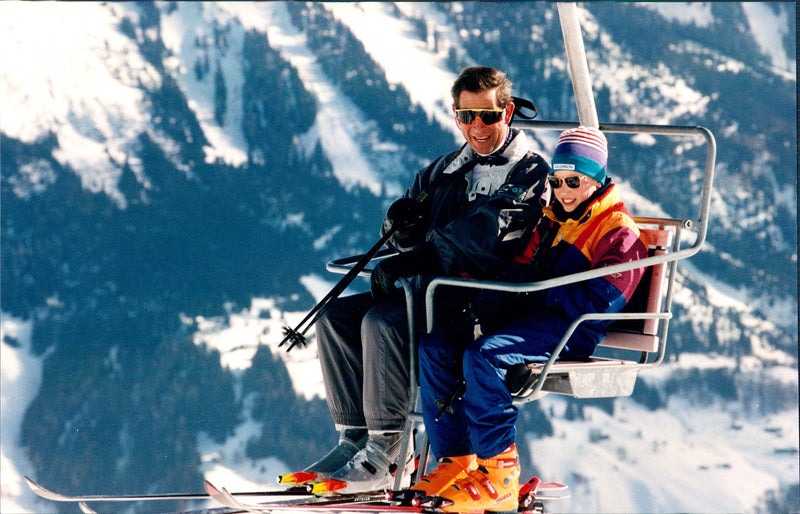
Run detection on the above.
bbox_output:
[548,175,583,189]
[454,108,506,127]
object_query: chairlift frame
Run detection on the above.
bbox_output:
[327,120,715,487]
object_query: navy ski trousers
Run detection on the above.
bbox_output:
[419,310,600,459]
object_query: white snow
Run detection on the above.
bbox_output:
[160,3,249,167]
[642,2,795,76]
[529,395,798,513]
[1,315,52,514]
[741,3,795,76]
[579,5,711,126]
[0,2,159,208]
[641,2,714,28]
[196,419,300,512]
[214,2,392,196]
[324,2,462,133]
[189,298,327,400]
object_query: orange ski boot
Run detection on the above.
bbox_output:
[411,454,477,498]
[435,444,520,513]
[388,454,476,502]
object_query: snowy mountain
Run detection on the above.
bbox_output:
[1,2,797,513]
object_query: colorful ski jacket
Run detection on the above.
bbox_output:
[476,182,647,333]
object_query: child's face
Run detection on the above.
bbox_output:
[550,171,600,213]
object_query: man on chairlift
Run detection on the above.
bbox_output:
[279,66,551,493]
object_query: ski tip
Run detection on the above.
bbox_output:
[519,476,567,492]
[203,479,222,496]
[539,481,568,491]
[203,482,245,510]
[23,476,62,501]
[23,476,42,491]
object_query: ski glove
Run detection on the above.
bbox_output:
[383,197,427,248]
[370,246,441,300]
[386,197,426,232]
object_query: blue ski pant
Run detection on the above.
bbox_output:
[419,310,600,459]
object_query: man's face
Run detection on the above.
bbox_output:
[454,88,513,156]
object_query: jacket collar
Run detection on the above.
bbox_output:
[443,128,530,175]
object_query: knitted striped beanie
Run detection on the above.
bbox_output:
[550,126,608,184]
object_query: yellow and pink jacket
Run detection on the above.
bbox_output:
[477,182,647,335]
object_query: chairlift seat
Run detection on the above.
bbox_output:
[508,226,673,401]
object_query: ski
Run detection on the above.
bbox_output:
[519,476,569,497]
[203,476,569,514]
[24,475,312,504]
[27,473,567,513]
[516,476,569,513]
[204,480,395,513]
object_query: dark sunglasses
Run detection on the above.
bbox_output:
[548,175,583,189]
[454,108,505,126]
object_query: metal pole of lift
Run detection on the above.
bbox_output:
[557,3,599,128]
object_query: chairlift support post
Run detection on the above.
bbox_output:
[557,2,599,128]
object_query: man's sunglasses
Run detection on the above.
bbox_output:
[548,175,584,189]
[454,108,506,127]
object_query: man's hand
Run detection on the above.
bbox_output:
[370,247,440,300]
[386,197,426,233]
[370,257,403,300]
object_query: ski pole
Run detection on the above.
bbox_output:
[279,144,470,352]
[279,227,398,352]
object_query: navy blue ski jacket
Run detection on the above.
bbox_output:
[383,129,550,317]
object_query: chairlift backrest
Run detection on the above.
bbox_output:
[600,225,670,354]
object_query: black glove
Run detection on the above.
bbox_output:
[386,197,426,233]
[370,246,440,300]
